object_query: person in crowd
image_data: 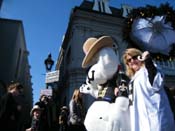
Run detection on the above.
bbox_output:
[26,105,43,131]
[35,94,50,111]
[58,106,69,131]
[122,48,175,131]
[34,94,50,131]
[0,82,24,131]
[13,83,29,131]
[68,89,86,131]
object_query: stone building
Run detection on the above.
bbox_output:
[55,0,175,110]
[0,18,33,105]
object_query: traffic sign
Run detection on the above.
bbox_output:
[45,70,59,83]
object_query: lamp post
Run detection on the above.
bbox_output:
[44,53,55,129]
[44,53,54,72]
[44,53,54,89]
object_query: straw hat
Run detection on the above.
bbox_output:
[30,105,42,116]
[82,36,113,68]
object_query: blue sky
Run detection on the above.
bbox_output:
[1,0,175,104]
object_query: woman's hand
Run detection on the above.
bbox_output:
[138,51,150,61]
[114,87,119,96]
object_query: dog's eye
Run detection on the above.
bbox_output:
[87,87,91,90]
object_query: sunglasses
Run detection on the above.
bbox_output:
[127,55,139,63]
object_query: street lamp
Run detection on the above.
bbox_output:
[44,53,54,72]
[44,53,54,89]
[44,54,56,129]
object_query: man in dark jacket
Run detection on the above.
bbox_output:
[0,82,24,131]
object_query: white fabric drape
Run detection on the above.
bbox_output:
[129,67,175,131]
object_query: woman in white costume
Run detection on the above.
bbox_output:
[122,48,175,131]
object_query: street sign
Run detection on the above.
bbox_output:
[40,89,53,96]
[45,70,59,83]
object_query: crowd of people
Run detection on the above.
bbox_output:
[26,89,87,131]
[26,94,52,131]
[0,80,87,131]
[0,47,175,131]
[55,47,175,131]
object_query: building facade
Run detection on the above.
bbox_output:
[55,1,175,110]
[0,18,33,122]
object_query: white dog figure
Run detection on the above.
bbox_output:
[80,36,131,131]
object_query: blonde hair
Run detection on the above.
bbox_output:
[71,89,82,104]
[122,48,144,78]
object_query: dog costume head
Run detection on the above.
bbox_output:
[80,36,120,98]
